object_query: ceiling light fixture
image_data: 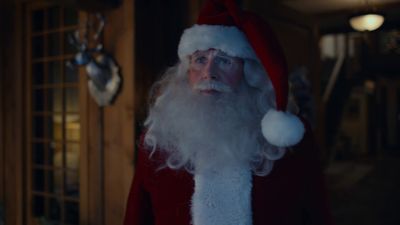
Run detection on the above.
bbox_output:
[349,0,384,32]
[350,13,385,31]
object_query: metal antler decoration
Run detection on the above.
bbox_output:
[67,13,122,106]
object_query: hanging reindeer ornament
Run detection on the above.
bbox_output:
[67,14,122,107]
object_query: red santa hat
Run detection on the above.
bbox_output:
[178,0,305,147]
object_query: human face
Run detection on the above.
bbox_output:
[188,49,244,95]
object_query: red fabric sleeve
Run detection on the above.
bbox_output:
[123,139,154,225]
[301,122,335,225]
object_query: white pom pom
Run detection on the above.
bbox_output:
[261,109,305,147]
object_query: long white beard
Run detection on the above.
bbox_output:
[144,68,289,225]
[144,76,264,172]
[145,77,261,225]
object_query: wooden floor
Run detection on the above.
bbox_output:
[326,153,400,225]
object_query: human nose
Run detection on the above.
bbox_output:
[202,59,218,80]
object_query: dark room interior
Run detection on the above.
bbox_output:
[1,0,399,224]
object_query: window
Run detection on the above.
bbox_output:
[27,4,81,224]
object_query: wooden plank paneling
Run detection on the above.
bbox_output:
[0,73,3,217]
[2,1,25,224]
[86,78,103,225]
[0,2,6,208]
[25,3,33,224]
[102,0,135,224]
[79,56,90,225]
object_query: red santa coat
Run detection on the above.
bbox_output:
[124,125,334,225]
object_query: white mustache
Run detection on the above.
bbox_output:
[194,80,233,93]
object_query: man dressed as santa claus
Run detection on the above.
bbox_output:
[124,0,333,225]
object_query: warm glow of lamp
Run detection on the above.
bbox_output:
[349,13,384,31]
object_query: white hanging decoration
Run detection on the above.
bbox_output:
[66,13,122,106]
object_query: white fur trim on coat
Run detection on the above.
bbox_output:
[191,165,252,225]
[178,24,257,60]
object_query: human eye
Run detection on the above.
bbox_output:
[216,56,232,66]
[193,56,207,64]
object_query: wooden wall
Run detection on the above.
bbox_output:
[102,0,135,223]
[0,0,4,212]
[0,0,25,224]
[77,0,136,224]
[0,2,4,218]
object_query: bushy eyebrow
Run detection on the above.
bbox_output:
[215,54,232,59]
[215,51,229,57]
[190,50,242,63]
[215,53,243,64]
[191,50,209,58]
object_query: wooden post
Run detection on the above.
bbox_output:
[2,1,25,224]
[102,0,135,224]
[0,1,6,212]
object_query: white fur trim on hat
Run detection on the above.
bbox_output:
[261,109,305,147]
[178,24,257,60]
[191,165,252,225]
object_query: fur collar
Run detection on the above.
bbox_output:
[191,165,253,225]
